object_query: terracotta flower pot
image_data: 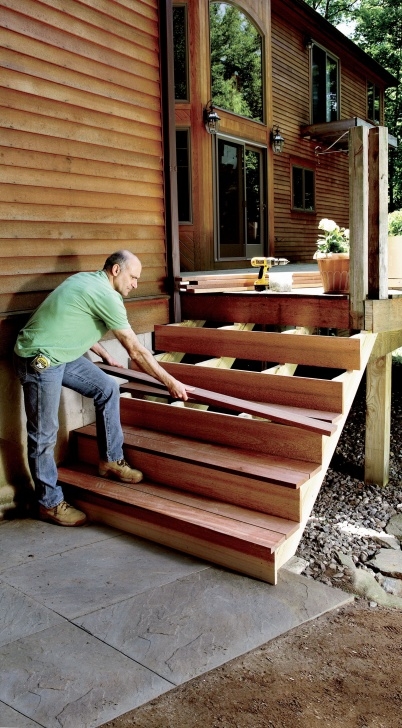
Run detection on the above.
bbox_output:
[316,253,350,294]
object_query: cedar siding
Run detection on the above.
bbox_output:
[0,0,169,357]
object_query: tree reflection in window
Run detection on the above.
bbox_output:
[210,3,263,122]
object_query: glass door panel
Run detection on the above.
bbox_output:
[245,148,264,258]
[217,138,245,258]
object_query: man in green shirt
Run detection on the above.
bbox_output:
[14,250,190,526]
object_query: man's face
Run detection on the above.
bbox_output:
[112,257,142,297]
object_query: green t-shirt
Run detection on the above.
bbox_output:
[14,270,130,365]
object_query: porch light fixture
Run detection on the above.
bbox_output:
[304,35,313,50]
[204,100,221,134]
[271,125,285,154]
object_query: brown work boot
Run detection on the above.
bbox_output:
[39,500,87,527]
[99,458,143,484]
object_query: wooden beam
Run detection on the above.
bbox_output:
[349,125,369,329]
[365,298,402,333]
[181,291,350,329]
[364,353,392,486]
[368,127,389,300]
[153,325,363,370]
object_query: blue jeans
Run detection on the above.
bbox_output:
[14,354,124,509]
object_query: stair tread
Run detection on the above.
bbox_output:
[59,466,299,551]
[76,423,321,487]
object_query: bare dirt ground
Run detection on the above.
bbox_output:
[101,601,402,728]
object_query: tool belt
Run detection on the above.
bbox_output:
[30,353,51,372]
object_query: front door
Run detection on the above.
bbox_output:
[215,137,265,261]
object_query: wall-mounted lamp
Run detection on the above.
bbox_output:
[304,35,313,50]
[271,126,285,154]
[203,100,221,134]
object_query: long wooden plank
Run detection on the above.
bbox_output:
[154,325,362,371]
[98,364,336,435]
[59,464,298,538]
[120,381,340,423]
[119,397,324,464]
[180,292,350,329]
[74,427,302,521]
[157,362,344,413]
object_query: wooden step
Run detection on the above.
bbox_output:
[73,424,310,521]
[157,361,345,413]
[99,365,336,435]
[154,325,363,370]
[59,465,299,584]
[119,398,325,465]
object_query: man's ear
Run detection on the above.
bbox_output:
[111,263,120,277]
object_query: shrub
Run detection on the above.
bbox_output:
[388,210,402,236]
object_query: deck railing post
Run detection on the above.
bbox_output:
[368,126,389,300]
[365,125,391,486]
[349,125,369,330]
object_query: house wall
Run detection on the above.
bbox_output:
[268,0,390,262]
[177,0,391,268]
[0,0,169,514]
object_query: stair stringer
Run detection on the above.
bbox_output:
[274,332,377,572]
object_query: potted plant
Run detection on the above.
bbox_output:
[388,210,402,289]
[314,218,350,293]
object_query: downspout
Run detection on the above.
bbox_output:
[159,0,182,323]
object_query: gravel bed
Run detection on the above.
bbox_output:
[296,357,402,587]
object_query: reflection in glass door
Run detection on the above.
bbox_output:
[216,137,265,260]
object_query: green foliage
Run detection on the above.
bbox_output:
[210,3,263,122]
[388,210,402,236]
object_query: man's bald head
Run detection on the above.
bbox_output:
[103,250,140,272]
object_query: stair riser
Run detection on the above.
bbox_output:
[120,398,324,465]
[68,489,277,584]
[75,434,302,522]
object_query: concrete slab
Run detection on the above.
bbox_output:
[0,582,64,647]
[0,519,120,573]
[0,621,173,728]
[0,519,353,728]
[75,567,352,685]
[0,701,42,727]
[1,532,207,619]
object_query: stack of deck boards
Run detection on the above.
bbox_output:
[177,269,322,293]
[59,316,374,585]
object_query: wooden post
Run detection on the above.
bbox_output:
[365,353,392,486]
[364,126,391,486]
[368,126,389,300]
[349,126,369,330]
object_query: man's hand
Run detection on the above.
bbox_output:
[166,377,194,401]
[113,328,194,400]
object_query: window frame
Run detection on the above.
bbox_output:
[367,81,381,125]
[173,4,189,103]
[310,41,340,125]
[291,163,316,213]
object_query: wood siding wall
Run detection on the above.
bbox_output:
[0,0,170,357]
[271,2,389,262]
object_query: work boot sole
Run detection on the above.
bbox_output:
[39,509,87,527]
